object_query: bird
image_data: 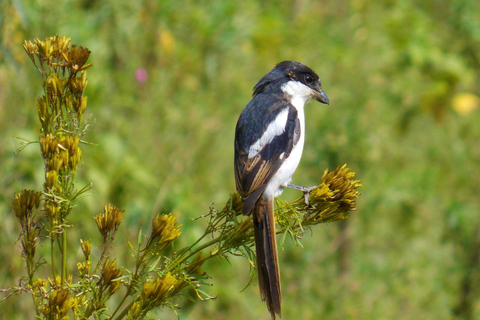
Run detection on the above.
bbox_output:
[234,61,329,319]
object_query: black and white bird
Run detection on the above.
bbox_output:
[234,61,329,319]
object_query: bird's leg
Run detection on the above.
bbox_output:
[287,184,317,206]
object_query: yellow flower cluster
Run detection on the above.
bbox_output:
[23,36,91,73]
[148,213,182,251]
[146,273,178,303]
[94,204,125,241]
[12,190,42,261]
[24,36,93,227]
[127,273,180,318]
[99,258,123,294]
[276,164,362,230]
[77,239,92,275]
[41,289,76,320]
[12,189,42,223]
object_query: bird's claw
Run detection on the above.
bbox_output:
[287,184,317,206]
[302,186,316,206]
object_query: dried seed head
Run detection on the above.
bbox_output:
[67,45,91,71]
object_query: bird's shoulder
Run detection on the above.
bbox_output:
[235,93,293,150]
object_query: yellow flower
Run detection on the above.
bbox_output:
[45,289,75,319]
[452,93,480,115]
[100,258,123,294]
[39,134,59,159]
[45,170,59,189]
[94,204,125,240]
[140,273,179,306]
[149,213,182,250]
[77,261,91,276]
[127,301,141,319]
[12,189,42,223]
[79,239,91,261]
[45,201,60,220]
[159,30,175,53]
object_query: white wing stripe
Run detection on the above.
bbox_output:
[248,108,288,159]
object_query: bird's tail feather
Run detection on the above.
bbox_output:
[253,197,281,319]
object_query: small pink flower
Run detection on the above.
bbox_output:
[135,68,148,83]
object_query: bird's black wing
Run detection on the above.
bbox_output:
[234,103,301,215]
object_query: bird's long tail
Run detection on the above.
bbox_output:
[253,197,281,319]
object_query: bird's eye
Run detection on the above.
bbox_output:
[304,74,314,84]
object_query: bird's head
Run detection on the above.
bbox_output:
[253,60,329,105]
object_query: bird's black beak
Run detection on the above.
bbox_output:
[313,88,330,105]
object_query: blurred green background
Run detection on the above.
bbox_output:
[1,0,480,319]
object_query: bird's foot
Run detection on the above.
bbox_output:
[287,184,317,206]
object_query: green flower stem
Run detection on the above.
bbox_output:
[110,249,149,319]
[166,235,224,274]
[113,300,135,320]
[110,280,137,319]
[62,228,67,284]
[51,229,56,279]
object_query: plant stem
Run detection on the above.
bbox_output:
[25,230,40,315]
[166,236,223,274]
[110,250,148,319]
[62,227,67,284]
[51,231,56,279]
[113,300,135,320]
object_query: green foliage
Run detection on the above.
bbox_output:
[1,0,480,319]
